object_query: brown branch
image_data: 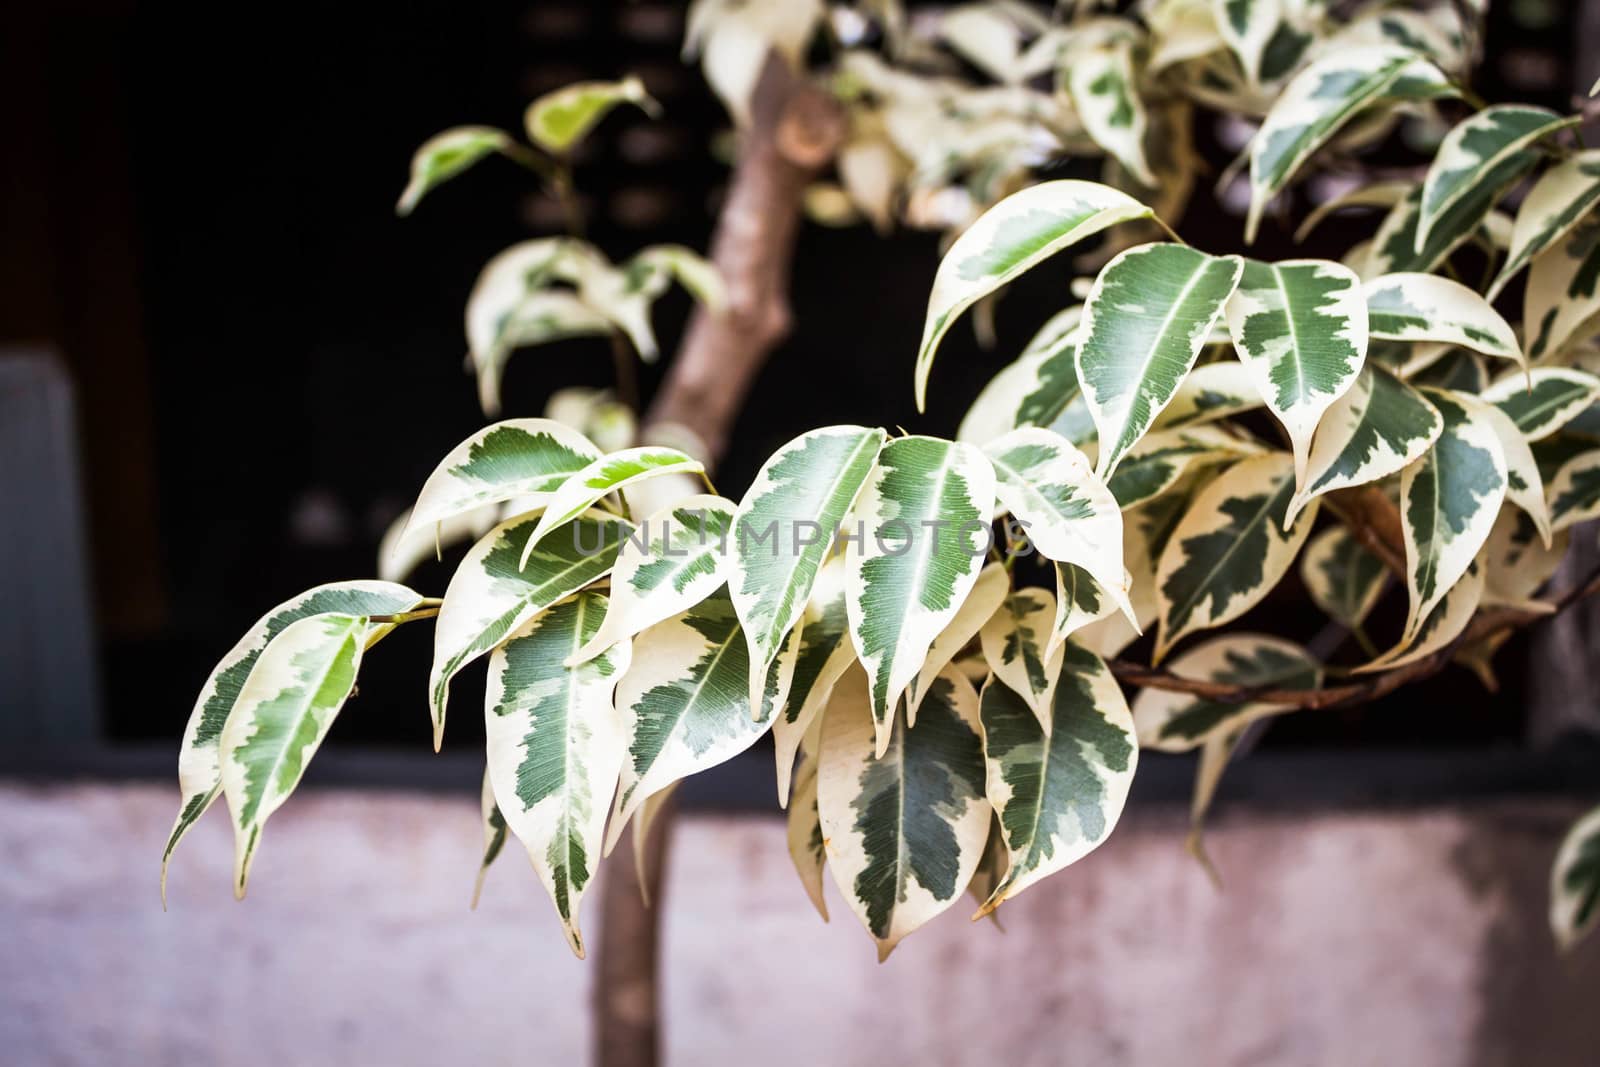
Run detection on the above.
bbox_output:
[1324,485,1407,577]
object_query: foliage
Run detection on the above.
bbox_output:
[165,0,1600,960]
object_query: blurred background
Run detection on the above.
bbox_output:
[3,1,1600,1064]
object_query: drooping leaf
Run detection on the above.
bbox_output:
[520,448,703,567]
[431,511,630,749]
[1358,560,1484,671]
[1482,404,1552,546]
[606,590,770,850]
[1077,244,1245,476]
[1366,157,1536,278]
[380,503,501,584]
[471,768,509,910]
[1286,364,1443,525]
[1525,219,1600,361]
[845,436,995,756]
[957,308,1095,447]
[220,613,370,898]
[979,588,1062,733]
[1215,0,1316,85]
[571,495,734,664]
[397,126,516,216]
[773,556,857,805]
[1154,452,1317,662]
[474,291,613,416]
[1132,633,1320,751]
[905,561,1008,726]
[162,581,422,904]
[1484,509,1569,608]
[1151,359,1265,429]
[1051,562,1118,656]
[786,750,830,921]
[1108,425,1261,510]
[1300,526,1387,630]
[396,420,602,555]
[1399,390,1507,640]
[731,426,885,711]
[1490,150,1600,298]
[1246,47,1441,243]
[982,427,1133,624]
[976,642,1136,914]
[1077,477,1201,659]
[484,592,631,957]
[818,664,990,959]
[1067,39,1156,187]
[1547,449,1600,532]
[1364,273,1522,367]
[915,180,1154,409]
[625,244,727,311]
[1417,106,1578,255]
[1224,257,1369,485]
[1551,806,1600,951]
[524,76,660,154]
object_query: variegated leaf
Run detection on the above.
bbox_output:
[1108,425,1260,509]
[1364,273,1522,367]
[1358,559,1484,672]
[476,291,613,416]
[1154,452,1317,662]
[1526,219,1600,361]
[1215,0,1315,85]
[818,664,989,959]
[845,436,995,757]
[1077,244,1245,476]
[979,588,1062,733]
[1414,349,1490,393]
[485,592,631,957]
[571,495,734,664]
[1286,364,1443,526]
[379,502,500,584]
[1077,479,1200,659]
[162,581,422,904]
[915,180,1153,409]
[397,420,601,556]
[732,426,885,711]
[1483,509,1569,609]
[1490,150,1600,298]
[1246,47,1438,243]
[957,308,1095,447]
[1151,360,1264,429]
[1399,390,1507,640]
[905,561,1008,727]
[1300,526,1387,630]
[786,751,829,921]
[1132,634,1320,752]
[1224,258,1369,485]
[1052,562,1117,655]
[1366,158,1535,279]
[1552,806,1600,951]
[1482,404,1551,546]
[628,783,676,907]
[625,244,726,311]
[520,448,703,567]
[1067,40,1155,187]
[1417,106,1578,256]
[397,126,515,216]
[606,590,770,850]
[431,512,630,749]
[1548,450,1600,532]
[220,613,370,898]
[774,556,857,805]
[977,642,1136,914]
[524,76,659,154]
[982,427,1134,624]
[471,768,508,910]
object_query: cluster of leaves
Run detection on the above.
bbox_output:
[164,1,1600,959]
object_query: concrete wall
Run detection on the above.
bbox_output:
[3,781,1597,1066]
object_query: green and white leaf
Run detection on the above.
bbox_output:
[1416,106,1578,255]
[485,592,631,957]
[1551,806,1600,951]
[1526,219,1600,361]
[163,581,422,904]
[1246,47,1438,243]
[982,426,1134,625]
[1358,559,1484,672]
[397,419,601,554]
[1364,273,1522,367]
[520,447,703,567]
[786,751,830,921]
[1490,150,1600,298]
[905,562,1008,727]
[220,613,370,898]
[1483,404,1552,546]
[1067,39,1156,187]
[817,664,989,959]
[1077,244,1245,476]
[1107,425,1261,509]
[774,556,857,805]
[606,591,770,851]
[1154,452,1317,662]
[845,436,995,757]
[379,502,500,584]
[397,125,515,216]
[732,425,884,711]
[1077,480,1200,659]
[474,291,613,417]
[1132,633,1320,752]
[1399,390,1507,640]
[1547,449,1600,533]
[1286,364,1443,526]
[976,642,1136,914]
[980,588,1063,733]
[957,309,1095,447]
[471,768,509,909]
[571,494,735,664]
[626,244,727,311]
[1300,526,1387,629]
[1151,359,1264,429]
[915,180,1153,409]
[1051,562,1118,656]
[1367,159,1535,278]
[431,511,630,749]
[1215,0,1316,85]
[1224,258,1369,485]
[1483,509,1568,609]
[524,76,660,154]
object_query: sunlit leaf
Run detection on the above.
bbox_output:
[397,126,516,216]
[1364,273,1522,367]
[521,448,703,567]
[1490,150,1600,298]
[524,76,660,154]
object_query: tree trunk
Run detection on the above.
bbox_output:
[590,47,843,1067]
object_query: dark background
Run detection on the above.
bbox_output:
[0,0,1586,759]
